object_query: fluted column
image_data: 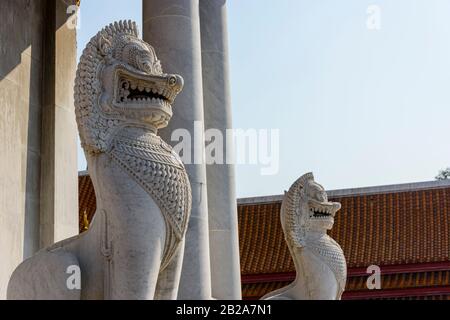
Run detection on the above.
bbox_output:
[143,0,212,299]
[199,0,242,300]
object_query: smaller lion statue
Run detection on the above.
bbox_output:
[262,173,347,300]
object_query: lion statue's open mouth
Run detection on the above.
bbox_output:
[293,176,342,230]
[116,72,177,106]
[308,198,341,222]
[110,66,183,128]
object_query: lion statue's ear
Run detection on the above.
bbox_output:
[98,33,112,57]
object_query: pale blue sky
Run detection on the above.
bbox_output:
[76,0,450,197]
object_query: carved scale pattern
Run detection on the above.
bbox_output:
[108,133,191,270]
[307,236,347,297]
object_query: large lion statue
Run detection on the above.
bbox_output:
[262,173,347,300]
[7,20,191,300]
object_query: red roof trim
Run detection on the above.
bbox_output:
[242,272,295,284]
[242,261,450,284]
[342,286,450,300]
[243,286,450,300]
[346,261,450,277]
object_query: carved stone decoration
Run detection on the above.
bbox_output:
[262,173,347,300]
[7,20,191,300]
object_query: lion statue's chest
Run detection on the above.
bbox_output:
[108,132,191,241]
[306,236,347,291]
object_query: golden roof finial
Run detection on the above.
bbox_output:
[81,210,90,231]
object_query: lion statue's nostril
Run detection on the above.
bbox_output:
[168,76,177,87]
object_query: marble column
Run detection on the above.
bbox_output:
[199,0,242,300]
[143,0,212,299]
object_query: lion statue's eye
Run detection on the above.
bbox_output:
[136,51,155,73]
[121,43,154,72]
[316,191,327,202]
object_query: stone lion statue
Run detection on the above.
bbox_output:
[8,20,191,300]
[262,173,347,300]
